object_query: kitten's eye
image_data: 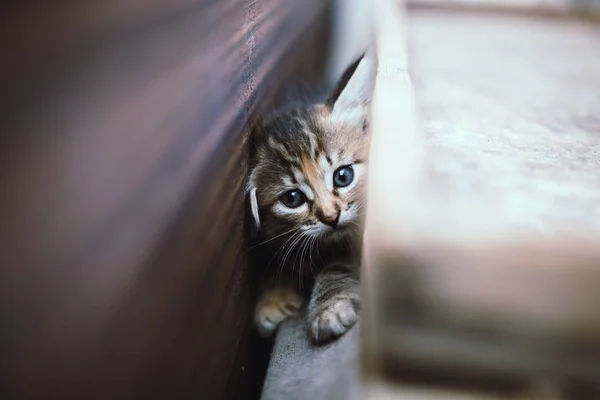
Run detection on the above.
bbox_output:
[333,165,354,188]
[280,190,306,208]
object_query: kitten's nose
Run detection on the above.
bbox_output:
[318,211,340,227]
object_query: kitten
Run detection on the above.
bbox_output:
[247,51,376,344]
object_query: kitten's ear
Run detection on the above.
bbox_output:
[327,46,377,122]
[326,54,364,108]
[249,186,260,231]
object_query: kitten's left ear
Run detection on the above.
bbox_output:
[327,46,377,124]
[249,186,260,231]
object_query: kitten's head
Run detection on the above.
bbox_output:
[247,52,375,244]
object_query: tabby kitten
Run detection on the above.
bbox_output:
[247,51,375,344]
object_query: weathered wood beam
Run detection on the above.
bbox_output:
[363,0,600,398]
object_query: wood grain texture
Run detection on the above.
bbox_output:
[0,1,331,399]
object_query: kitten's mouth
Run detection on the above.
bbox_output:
[308,223,354,240]
[334,224,352,232]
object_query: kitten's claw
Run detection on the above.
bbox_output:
[255,288,304,337]
[309,295,359,344]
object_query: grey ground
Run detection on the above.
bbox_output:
[261,319,361,400]
[260,10,600,400]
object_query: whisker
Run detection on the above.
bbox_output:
[308,235,315,271]
[290,232,308,288]
[267,229,300,269]
[304,235,318,288]
[249,227,297,250]
[298,234,314,293]
[272,230,303,284]
[276,230,305,285]
[292,232,309,289]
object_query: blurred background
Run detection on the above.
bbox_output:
[1,0,600,399]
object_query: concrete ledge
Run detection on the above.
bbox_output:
[261,318,361,400]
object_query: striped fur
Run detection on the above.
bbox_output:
[248,53,374,344]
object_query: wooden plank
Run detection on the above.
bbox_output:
[362,0,424,376]
[407,0,600,20]
[0,1,331,399]
[363,0,600,398]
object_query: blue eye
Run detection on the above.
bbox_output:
[333,165,354,188]
[280,190,306,208]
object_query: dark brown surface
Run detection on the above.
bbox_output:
[0,1,331,399]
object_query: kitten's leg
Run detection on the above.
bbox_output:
[307,262,360,344]
[255,286,304,337]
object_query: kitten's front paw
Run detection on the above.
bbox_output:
[255,288,304,337]
[308,295,359,344]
